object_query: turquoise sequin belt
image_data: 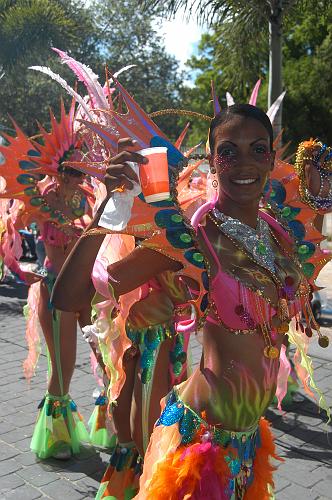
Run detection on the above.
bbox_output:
[126,323,187,384]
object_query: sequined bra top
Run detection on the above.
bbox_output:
[41,220,83,248]
[197,211,303,332]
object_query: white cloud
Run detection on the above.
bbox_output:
[154,10,204,70]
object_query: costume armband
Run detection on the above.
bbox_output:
[295,139,332,212]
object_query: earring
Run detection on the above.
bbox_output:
[212,179,218,189]
[260,175,271,205]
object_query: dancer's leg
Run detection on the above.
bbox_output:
[38,280,77,395]
[131,337,173,456]
[31,279,89,459]
[95,351,141,500]
[112,350,138,443]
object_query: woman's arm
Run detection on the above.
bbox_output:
[53,212,181,312]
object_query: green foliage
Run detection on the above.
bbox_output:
[0,0,102,135]
[0,0,98,68]
[282,3,332,145]
[0,0,184,141]
[180,1,332,148]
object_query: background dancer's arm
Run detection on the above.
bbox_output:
[52,140,181,311]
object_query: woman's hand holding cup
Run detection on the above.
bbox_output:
[104,138,148,198]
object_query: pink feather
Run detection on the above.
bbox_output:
[249,79,261,106]
[276,344,291,410]
[53,48,108,111]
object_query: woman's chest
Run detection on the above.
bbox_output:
[205,226,303,307]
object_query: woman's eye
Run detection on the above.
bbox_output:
[219,148,236,157]
[254,145,268,154]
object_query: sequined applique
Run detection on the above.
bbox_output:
[212,208,276,274]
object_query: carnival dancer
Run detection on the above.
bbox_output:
[0,102,94,460]
[24,49,194,495]
[54,73,331,497]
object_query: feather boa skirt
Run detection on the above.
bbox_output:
[136,418,281,500]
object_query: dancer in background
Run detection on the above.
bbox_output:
[0,102,93,459]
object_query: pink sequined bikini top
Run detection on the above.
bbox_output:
[41,220,83,248]
[198,211,302,331]
[39,181,87,248]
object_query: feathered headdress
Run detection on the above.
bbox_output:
[0,98,84,221]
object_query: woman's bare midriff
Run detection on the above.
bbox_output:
[44,239,77,275]
[174,217,303,431]
[177,320,283,431]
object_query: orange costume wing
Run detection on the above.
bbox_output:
[0,99,84,225]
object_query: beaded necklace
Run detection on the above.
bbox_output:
[212,208,276,274]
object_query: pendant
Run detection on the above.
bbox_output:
[257,241,267,255]
[277,322,289,334]
[263,346,279,359]
[305,327,313,337]
[318,335,329,348]
[70,192,82,210]
[277,298,290,322]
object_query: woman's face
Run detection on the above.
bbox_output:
[210,115,275,206]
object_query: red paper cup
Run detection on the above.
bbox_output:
[139,147,169,202]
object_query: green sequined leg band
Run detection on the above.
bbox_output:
[88,391,117,449]
[30,393,90,459]
[95,442,143,500]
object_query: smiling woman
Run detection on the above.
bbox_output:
[208,105,275,223]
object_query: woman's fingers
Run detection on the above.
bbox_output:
[117,137,137,153]
[104,137,148,195]
[106,162,140,183]
[110,150,147,168]
[105,172,135,192]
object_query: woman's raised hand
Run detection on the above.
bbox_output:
[105,138,148,197]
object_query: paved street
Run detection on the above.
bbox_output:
[0,270,331,499]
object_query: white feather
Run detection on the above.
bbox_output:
[29,66,94,120]
[267,91,286,124]
[54,49,108,111]
[226,92,235,106]
[113,64,136,78]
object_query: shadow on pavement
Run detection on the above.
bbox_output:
[267,394,332,464]
[37,445,107,482]
[0,279,28,300]
[0,299,26,317]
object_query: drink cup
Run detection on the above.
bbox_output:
[138,147,170,202]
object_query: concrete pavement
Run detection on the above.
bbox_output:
[0,274,331,499]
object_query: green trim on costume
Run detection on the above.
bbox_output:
[31,393,90,459]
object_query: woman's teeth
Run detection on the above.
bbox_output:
[232,178,257,185]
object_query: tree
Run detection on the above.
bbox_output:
[0,0,184,141]
[180,1,332,148]
[0,0,98,70]
[0,0,102,135]
[144,0,330,136]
